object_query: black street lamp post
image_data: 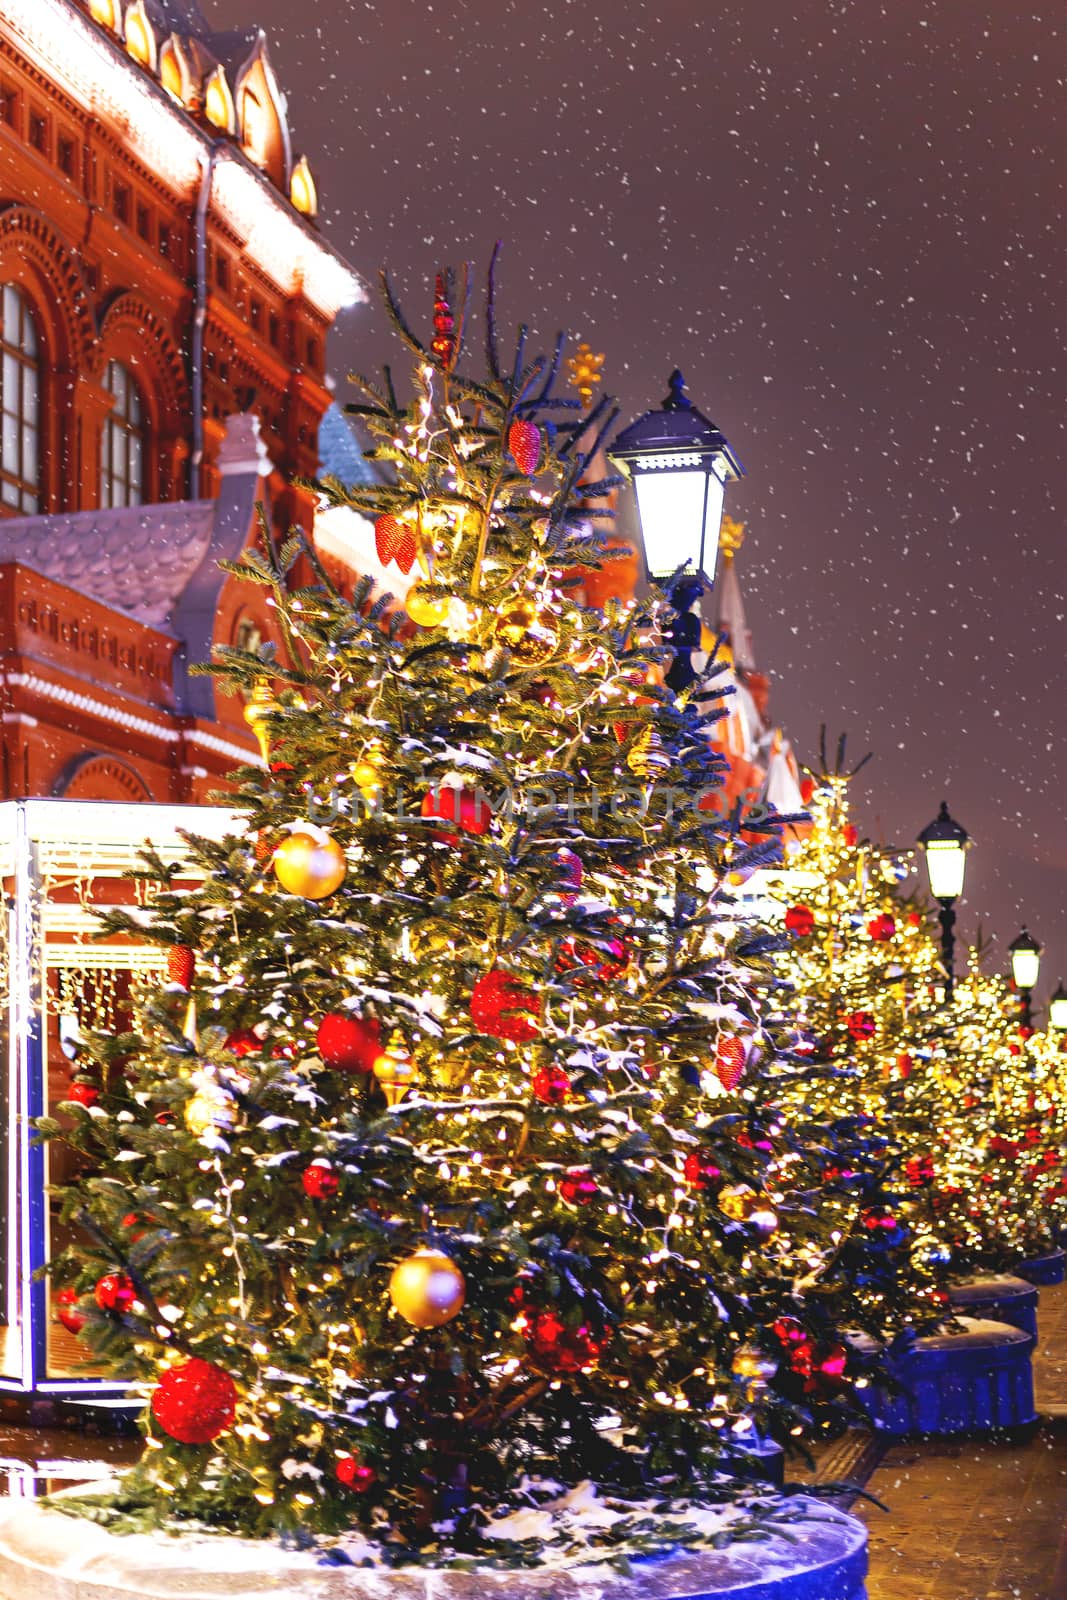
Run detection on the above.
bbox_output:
[1008,928,1041,1030]
[611,370,743,693]
[917,801,970,1001]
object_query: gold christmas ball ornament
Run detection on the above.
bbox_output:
[373,1036,417,1106]
[351,751,384,797]
[273,831,347,899]
[718,1184,758,1222]
[405,584,450,627]
[388,1250,466,1328]
[492,598,561,665]
[184,1081,235,1138]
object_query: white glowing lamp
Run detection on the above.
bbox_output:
[917,801,969,902]
[1008,928,1041,993]
[611,370,743,584]
[1049,981,1067,1031]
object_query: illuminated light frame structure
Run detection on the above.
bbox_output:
[0,799,238,1407]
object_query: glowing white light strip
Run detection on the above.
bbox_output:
[5,674,178,743]
[184,728,258,763]
[12,807,35,1389]
[1,0,362,315]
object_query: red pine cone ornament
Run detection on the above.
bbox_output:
[507,418,541,475]
[784,905,815,937]
[95,1272,136,1314]
[532,1064,570,1105]
[316,1011,380,1074]
[166,945,195,989]
[715,1036,746,1092]
[55,1287,86,1335]
[302,1161,340,1199]
[374,513,416,575]
[67,1081,99,1108]
[336,1453,377,1492]
[431,272,456,365]
[470,970,539,1043]
[867,913,896,942]
[150,1358,238,1445]
[421,785,492,845]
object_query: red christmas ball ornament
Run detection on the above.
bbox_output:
[867,914,896,942]
[532,1065,570,1105]
[224,1028,262,1058]
[166,945,195,989]
[771,1315,808,1348]
[559,1169,599,1207]
[799,776,816,804]
[55,1287,86,1335]
[150,1358,238,1445]
[816,1342,848,1381]
[905,1155,936,1188]
[67,1081,99,1108]
[374,513,416,575]
[507,417,541,475]
[715,1036,746,1092]
[846,1010,876,1041]
[784,904,815,937]
[316,1012,380,1074]
[336,1453,377,1492]
[841,824,858,846]
[95,1272,136,1314]
[683,1150,724,1191]
[421,786,491,845]
[522,1309,606,1373]
[908,910,922,927]
[862,1207,897,1233]
[470,970,539,1043]
[302,1161,340,1199]
[788,1338,816,1378]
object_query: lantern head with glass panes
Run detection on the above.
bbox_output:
[1049,981,1067,1033]
[1008,928,1041,994]
[917,801,969,903]
[611,370,744,585]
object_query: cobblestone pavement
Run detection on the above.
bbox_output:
[855,1278,1067,1600]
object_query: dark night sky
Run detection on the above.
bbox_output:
[208,0,1065,1003]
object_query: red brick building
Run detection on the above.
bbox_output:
[0,0,362,804]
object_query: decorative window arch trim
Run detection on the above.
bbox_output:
[52,752,155,803]
[0,205,95,370]
[95,292,189,429]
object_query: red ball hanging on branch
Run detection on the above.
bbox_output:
[66,1081,99,1108]
[421,785,492,845]
[520,1309,607,1373]
[507,418,541,475]
[905,1154,936,1187]
[150,1358,238,1445]
[846,1010,876,1041]
[867,913,896,942]
[95,1272,136,1314]
[336,1453,377,1492]
[841,824,858,846]
[559,1169,599,1207]
[302,1161,340,1199]
[316,1012,380,1074]
[54,1287,86,1335]
[715,1036,746,1092]
[532,1064,570,1105]
[374,513,416,575]
[166,945,195,990]
[556,935,630,985]
[683,1150,724,1191]
[470,970,539,1043]
[224,1028,262,1058]
[784,905,815,937]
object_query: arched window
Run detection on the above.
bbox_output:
[0,283,41,513]
[100,361,147,508]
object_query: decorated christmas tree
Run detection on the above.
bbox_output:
[40,270,867,1558]
[765,755,954,1341]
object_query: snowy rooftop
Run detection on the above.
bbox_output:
[0,501,216,628]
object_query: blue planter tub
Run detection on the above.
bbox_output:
[947,1275,1039,1338]
[1015,1249,1066,1287]
[853,1316,1035,1436]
